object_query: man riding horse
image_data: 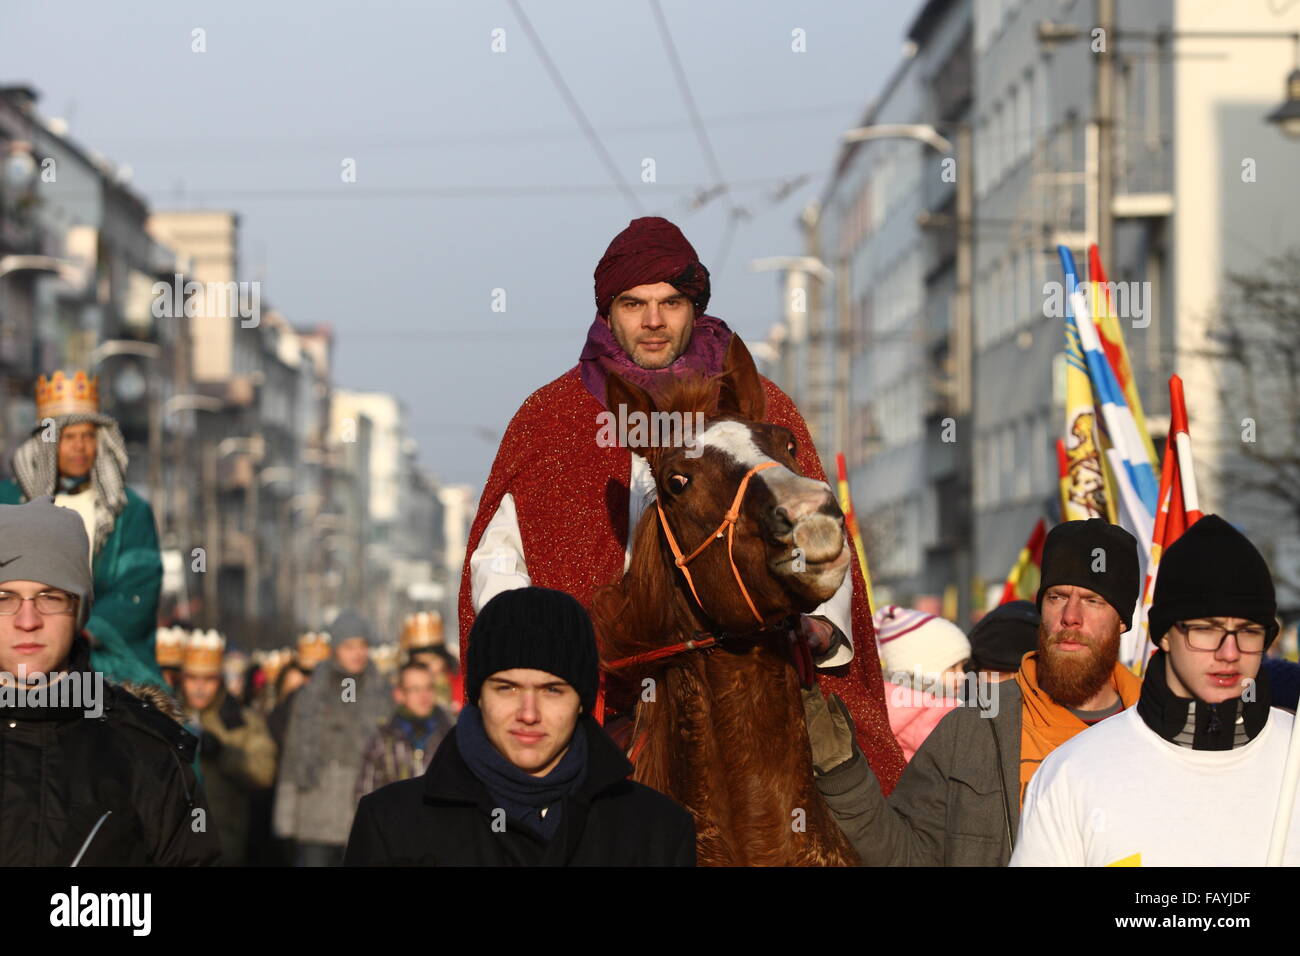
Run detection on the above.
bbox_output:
[458,216,905,794]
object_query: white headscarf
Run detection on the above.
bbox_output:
[9,412,130,557]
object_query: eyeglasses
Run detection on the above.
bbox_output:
[0,591,77,616]
[1175,621,1268,654]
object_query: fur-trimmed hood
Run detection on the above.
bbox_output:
[119,681,184,723]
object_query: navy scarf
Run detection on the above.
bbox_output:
[455,702,587,841]
[396,709,437,752]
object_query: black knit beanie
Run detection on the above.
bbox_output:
[1035,518,1140,629]
[967,600,1040,672]
[466,587,600,710]
[1148,515,1278,646]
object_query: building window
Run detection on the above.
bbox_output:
[1017,249,1030,329]
[1032,412,1048,498]
[1020,67,1034,157]
[1008,83,1020,167]
[1001,425,1015,501]
[992,103,1004,186]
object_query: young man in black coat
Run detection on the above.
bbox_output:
[0,497,220,866]
[346,586,695,866]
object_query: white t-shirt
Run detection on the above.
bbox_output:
[1011,706,1300,866]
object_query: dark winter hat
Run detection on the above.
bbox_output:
[1035,518,1140,629]
[329,609,373,644]
[0,496,93,630]
[1148,515,1278,646]
[594,217,711,318]
[967,600,1040,672]
[466,587,599,710]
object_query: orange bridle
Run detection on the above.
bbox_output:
[654,459,780,627]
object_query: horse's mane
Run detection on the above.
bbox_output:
[641,372,723,421]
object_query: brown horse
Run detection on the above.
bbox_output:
[590,336,859,866]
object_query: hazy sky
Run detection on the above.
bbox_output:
[2,0,915,488]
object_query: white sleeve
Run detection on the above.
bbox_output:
[469,492,532,612]
[1008,755,1086,866]
[812,561,854,668]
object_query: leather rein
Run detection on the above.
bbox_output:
[604,459,786,673]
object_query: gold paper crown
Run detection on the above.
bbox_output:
[35,370,100,420]
[259,648,291,685]
[297,630,332,669]
[371,642,400,674]
[155,626,186,668]
[183,629,226,676]
[400,611,444,652]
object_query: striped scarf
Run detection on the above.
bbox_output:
[9,413,129,557]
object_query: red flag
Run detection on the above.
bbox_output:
[1131,375,1203,670]
[999,518,1047,605]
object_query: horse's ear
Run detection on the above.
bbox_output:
[715,334,766,422]
[605,371,658,424]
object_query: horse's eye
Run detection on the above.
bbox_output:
[667,473,690,494]
[786,440,797,457]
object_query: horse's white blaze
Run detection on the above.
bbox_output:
[695,420,830,501]
[696,420,772,469]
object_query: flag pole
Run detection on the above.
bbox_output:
[1267,713,1300,864]
[836,453,875,614]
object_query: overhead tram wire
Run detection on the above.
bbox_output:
[147,171,826,205]
[648,0,747,275]
[111,103,868,151]
[506,0,643,215]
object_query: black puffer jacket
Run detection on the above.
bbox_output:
[0,639,221,866]
[345,714,696,866]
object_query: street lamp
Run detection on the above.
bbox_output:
[840,121,974,419]
[88,339,161,368]
[163,394,225,417]
[89,339,165,510]
[1267,67,1300,139]
[841,123,954,154]
[0,254,85,284]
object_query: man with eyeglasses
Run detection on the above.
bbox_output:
[0,496,219,865]
[1012,515,1300,865]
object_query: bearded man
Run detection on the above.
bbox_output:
[805,518,1143,865]
[1013,516,1300,865]
[0,371,164,686]
[459,216,905,792]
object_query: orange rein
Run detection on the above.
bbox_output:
[594,459,787,746]
[654,459,780,627]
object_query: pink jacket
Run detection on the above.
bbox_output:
[883,681,959,762]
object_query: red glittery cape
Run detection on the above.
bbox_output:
[457,365,905,793]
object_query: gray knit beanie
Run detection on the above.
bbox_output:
[0,496,94,628]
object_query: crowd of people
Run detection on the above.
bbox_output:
[1,215,1297,867]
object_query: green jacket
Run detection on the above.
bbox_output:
[0,479,165,687]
